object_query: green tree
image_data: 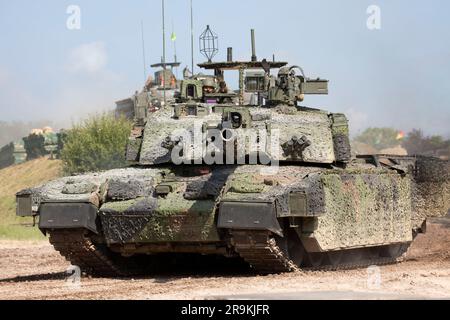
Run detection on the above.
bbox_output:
[402,129,450,156]
[61,114,132,175]
[354,127,400,150]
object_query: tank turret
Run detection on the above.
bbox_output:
[126,29,350,166]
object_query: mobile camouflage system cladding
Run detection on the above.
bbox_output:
[316,171,413,251]
[20,161,449,253]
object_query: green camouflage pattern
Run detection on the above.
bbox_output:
[315,171,413,250]
[138,105,340,165]
[21,158,449,251]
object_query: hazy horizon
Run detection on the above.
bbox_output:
[0,0,449,137]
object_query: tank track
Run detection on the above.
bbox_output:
[49,229,406,276]
[230,231,299,273]
[49,230,137,277]
[231,230,404,274]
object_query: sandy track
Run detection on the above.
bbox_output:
[0,220,449,300]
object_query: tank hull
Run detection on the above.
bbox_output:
[20,155,449,275]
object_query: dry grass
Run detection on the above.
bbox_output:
[0,157,62,239]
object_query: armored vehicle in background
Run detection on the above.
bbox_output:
[0,127,63,169]
[0,140,26,169]
[16,29,450,275]
[115,61,181,125]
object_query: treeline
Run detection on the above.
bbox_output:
[402,129,450,156]
[354,127,450,158]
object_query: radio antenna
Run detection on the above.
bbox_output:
[190,0,194,74]
[141,20,147,82]
[161,0,167,105]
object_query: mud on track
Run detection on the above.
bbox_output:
[0,218,449,300]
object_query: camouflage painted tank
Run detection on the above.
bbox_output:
[115,61,181,124]
[16,30,450,275]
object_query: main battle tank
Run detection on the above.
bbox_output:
[16,30,450,275]
[115,61,181,123]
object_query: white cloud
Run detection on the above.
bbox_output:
[67,42,108,74]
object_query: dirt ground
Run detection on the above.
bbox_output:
[0,218,449,300]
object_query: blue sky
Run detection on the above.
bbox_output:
[0,0,449,136]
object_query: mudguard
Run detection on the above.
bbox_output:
[217,201,282,236]
[39,202,99,234]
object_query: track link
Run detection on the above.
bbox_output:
[231,231,299,273]
[49,230,131,277]
[231,230,404,274]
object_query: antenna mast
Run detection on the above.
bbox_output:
[190,0,194,74]
[162,0,166,105]
[141,20,147,82]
